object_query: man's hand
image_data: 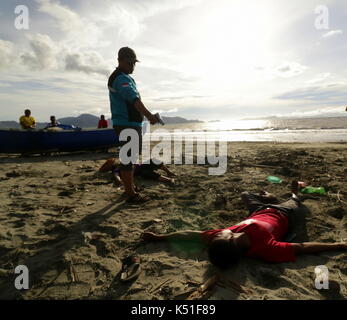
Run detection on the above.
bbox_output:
[147,113,158,125]
[133,99,158,124]
[141,232,163,242]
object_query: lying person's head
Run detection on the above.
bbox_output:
[207,229,248,269]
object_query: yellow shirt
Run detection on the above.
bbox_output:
[19,115,36,129]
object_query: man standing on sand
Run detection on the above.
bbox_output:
[108,47,158,203]
[142,182,347,268]
[19,109,36,129]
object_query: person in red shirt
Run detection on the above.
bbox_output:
[142,181,347,269]
[98,115,109,128]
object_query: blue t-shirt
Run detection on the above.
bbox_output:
[108,68,143,127]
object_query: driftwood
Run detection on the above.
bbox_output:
[149,279,173,294]
[186,275,219,300]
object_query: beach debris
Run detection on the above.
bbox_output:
[186,275,219,300]
[120,255,142,283]
[59,206,76,214]
[82,231,102,244]
[58,190,73,197]
[6,170,21,178]
[300,186,326,195]
[149,279,173,294]
[153,219,163,223]
[267,176,282,184]
[63,173,71,177]
[68,260,79,283]
[86,202,94,206]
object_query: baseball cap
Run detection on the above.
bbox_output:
[118,47,139,63]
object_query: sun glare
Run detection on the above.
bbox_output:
[184,1,277,86]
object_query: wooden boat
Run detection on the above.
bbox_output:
[0,128,119,154]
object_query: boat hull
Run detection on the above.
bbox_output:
[0,129,119,153]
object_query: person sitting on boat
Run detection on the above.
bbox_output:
[98,115,109,129]
[45,116,60,129]
[99,158,176,186]
[142,181,347,269]
[19,109,36,129]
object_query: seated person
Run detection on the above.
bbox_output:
[143,182,347,269]
[98,115,109,128]
[45,115,61,129]
[99,158,176,186]
[19,109,36,129]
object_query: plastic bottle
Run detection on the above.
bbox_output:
[267,176,282,184]
[300,186,326,195]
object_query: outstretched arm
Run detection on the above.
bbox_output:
[142,231,202,243]
[291,242,347,254]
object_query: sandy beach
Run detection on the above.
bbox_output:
[0,142,346,300]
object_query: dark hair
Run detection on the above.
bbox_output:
[208,238,241,269]
[25,109,31,114]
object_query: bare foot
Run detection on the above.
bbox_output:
[260,191,279,203]
[291,181,306,195]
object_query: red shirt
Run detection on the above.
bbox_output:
[98,119,108,128]
[202,208,296,263]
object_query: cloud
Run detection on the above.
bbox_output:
[306,73,331,84]
[20,33,58,70]
[255,61,307,79]
[65,51,109,76]
[35,0,83,32]
[274,83,347,103]
[275,62,307,78]
[275,106,346,118]
[322,29,343,38]
[0,39,18,69]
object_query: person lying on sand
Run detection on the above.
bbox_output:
[143,181,347,269]
[99,158,176,187]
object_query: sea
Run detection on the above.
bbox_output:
[146,116,347,143]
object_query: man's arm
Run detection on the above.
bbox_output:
[134,99,157,124]
[142,231,202,242]
[291,242,347,254]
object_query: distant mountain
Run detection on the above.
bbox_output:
[58,114,100,128]
[161,116,202,124]
[0,113,202,128]
[0,121,19,128]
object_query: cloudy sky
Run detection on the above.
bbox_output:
[0,0,347,122]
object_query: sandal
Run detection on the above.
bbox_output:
[120,255,142,282]
[126,193,150,203]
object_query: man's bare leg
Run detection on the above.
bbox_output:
[120,169,137,197]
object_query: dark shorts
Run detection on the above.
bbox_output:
[135,160,163,180]
[241,192,301,232]
[114,125,142,171]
